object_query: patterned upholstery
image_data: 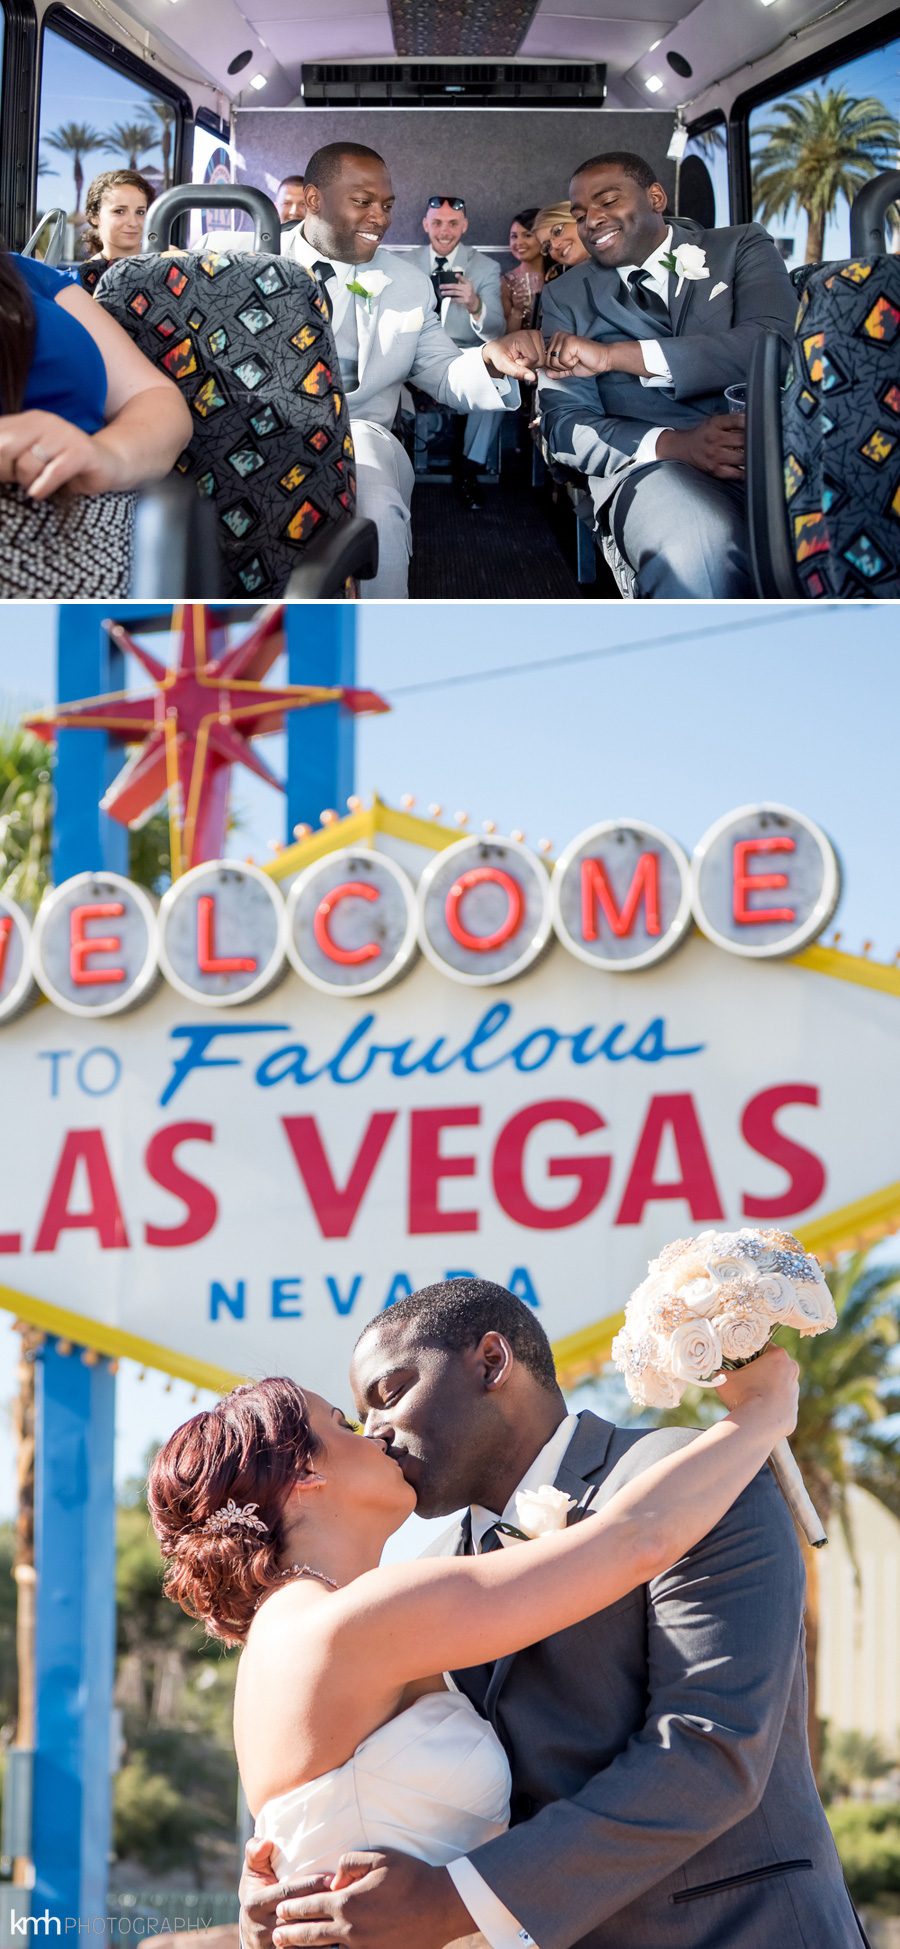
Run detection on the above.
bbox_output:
[781,254,900,597]
[95,249,356,598]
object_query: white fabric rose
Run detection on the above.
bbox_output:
[668,1317,723,1386]
[634,1361,684,1410]
[792,1280,838,1335]
[704,1253,746,1285]
[355,268,391,297]
[611,1329,683,1409]
[755,1272,799,1320]
[679,1275,722,1318]
[673,243,710,293]
[716,1311,771,1362]
[514,1484,576,1538]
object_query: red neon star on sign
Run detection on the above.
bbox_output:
[26,603,389,877]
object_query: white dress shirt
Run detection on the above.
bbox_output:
[614,225,676,467]
[284,222,359,332]
[446,1411,582,1949]
[429,242,485,330]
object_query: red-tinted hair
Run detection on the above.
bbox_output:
[147,1377,320,1645]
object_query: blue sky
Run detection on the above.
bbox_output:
[0,601,898,1523]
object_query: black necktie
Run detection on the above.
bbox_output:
[627,267,672,334]
[478,1525,504,1555]
[310,258,335,322]
[431,255,448,305]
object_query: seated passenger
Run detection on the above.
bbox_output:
[0,251,192,596]
[80,168,154,292]
[531,151,796,599]
[409,194,505,510]
[533,202,590,282]
[281,143,524,598]
[501,209,544,328]
[276,175,307,230]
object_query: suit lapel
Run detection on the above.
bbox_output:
[355,291,379,384]
[481,1413,617,1722]
[666,222,715,335]
[586,270,660,347]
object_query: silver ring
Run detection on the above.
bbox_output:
[30,443,52,462]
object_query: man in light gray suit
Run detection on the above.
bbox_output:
[408,195,506,508]
[241,1279,866,1949]
[531,151,798,598]
[281,145,522,597]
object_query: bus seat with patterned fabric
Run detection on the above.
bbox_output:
[781,254,900,597]
[95,247,356,598]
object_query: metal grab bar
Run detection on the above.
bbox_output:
[21,208,68,265]
[143,183,280,253]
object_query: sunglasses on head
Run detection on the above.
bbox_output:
[428,196,465,212]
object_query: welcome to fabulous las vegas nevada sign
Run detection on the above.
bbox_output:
[2,785,900,1398]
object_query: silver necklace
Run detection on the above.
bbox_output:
[283,1562,340,1590]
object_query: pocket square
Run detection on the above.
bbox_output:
[709,281,729,302]
[397,306,425,331]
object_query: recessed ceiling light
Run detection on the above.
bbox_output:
[759,0,777,7]
[648,38,661,49]
[250,72,267,89]
[645,74,664,92]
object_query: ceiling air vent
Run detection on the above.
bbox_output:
[299,63,607,107]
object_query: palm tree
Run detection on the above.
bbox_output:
[0,723,53,911]
[42,122,106,219]
[787,1255,900,1772]
[105,121,157,170]
[149,100,177,192]
[651,1253,900,1778]
[752,86,900,262]
[0,716,174,902]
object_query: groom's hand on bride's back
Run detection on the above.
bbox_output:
[239,1838,330,1949]
[270,1848,473,1949]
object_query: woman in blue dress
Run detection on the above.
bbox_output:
[0,249,191,595]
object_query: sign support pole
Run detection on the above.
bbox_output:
[31,606,122,1928]
[284,609,356,837]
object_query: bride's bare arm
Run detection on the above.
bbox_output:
[324,1347,798,1686]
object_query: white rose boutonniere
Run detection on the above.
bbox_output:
[347,267,392,312]
[496,1483,576,1546]
[660,242,710,296]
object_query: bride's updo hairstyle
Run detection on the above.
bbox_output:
[147,1377,321,1646]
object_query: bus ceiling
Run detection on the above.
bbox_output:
[39,0,900,120]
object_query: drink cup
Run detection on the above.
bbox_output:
[725,383,746,413]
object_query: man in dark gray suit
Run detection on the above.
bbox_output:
[533,152,798,598]
[240,1280,866,1949]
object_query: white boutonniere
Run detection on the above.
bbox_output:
[496,1483,577,1546]
[660,242,710,296]
[347,267,392,312]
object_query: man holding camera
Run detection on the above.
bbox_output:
[409,194,505,509]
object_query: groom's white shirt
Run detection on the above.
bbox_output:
[447,1411,580,1949]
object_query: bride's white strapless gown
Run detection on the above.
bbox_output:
[255,1684,511,1877]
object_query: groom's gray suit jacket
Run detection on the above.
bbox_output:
[429,1411,864,1949]
[538,217,797,512]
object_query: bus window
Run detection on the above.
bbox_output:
[747,29,900,268]
[37,19,182,260]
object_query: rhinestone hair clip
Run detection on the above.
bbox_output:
[198,1499,268,1538]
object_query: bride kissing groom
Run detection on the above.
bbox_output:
[149,1274,867,1949]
